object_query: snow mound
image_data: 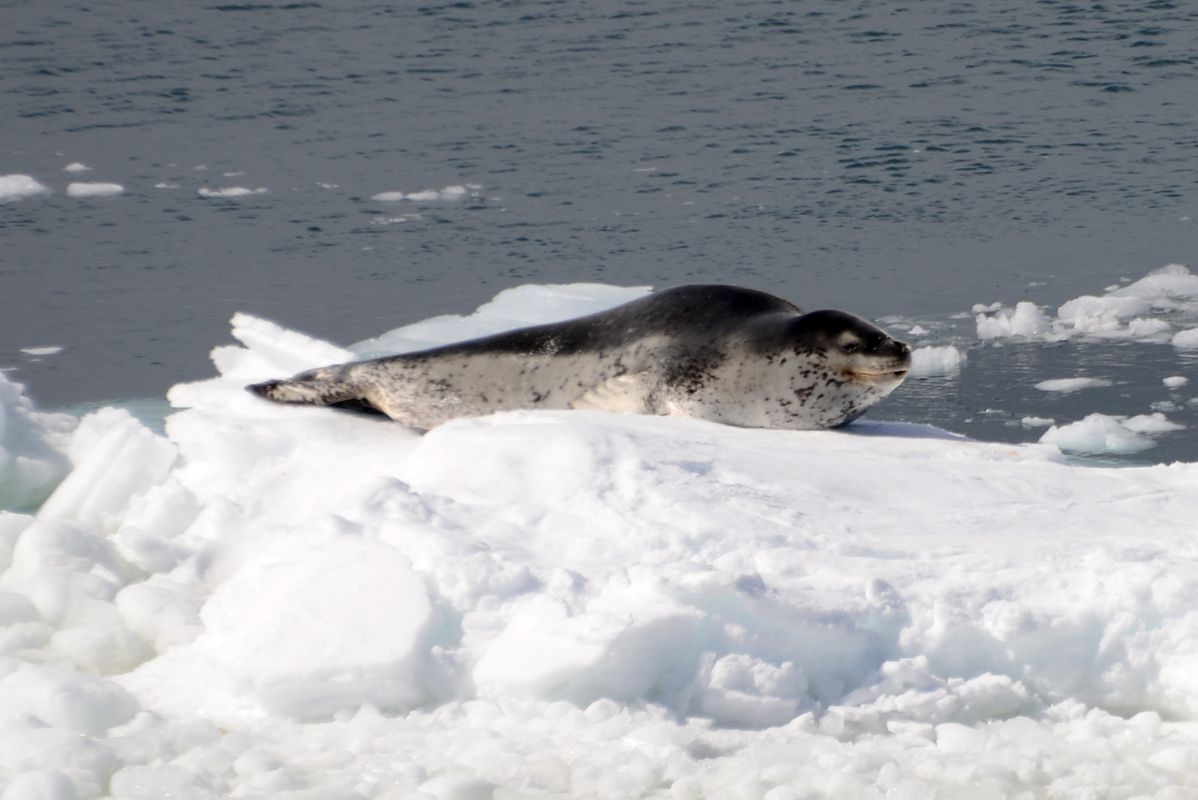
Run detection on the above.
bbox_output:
[5,283,1198,797]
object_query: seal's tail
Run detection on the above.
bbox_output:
[248,366,361,408]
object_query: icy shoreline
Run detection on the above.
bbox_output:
[2,283,1198,798]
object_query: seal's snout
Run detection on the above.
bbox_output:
[247,380,280,398]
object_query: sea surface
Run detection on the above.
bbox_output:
[2,0,1196,463]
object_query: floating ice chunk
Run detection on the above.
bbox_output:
[0,175,50,202]
[66,182,123,198]
[1039,414,1155,455]
[1164,376,1189,389]
[201,536,435,718]
[1021,416,1055,428]
[909,345,964,377]
[1123,412,1185,434]
[0,374,76,512]
[1055,294,1152,335]
[975,302,1050,339]
[1034,377,1113,393]
[20,347,62,357]
[63,162,91,173]
[197,186,267,198]
[907,325,929,336]
[1172,328,1198,349]
[1125,317,1173,339]
[371,184,481,203]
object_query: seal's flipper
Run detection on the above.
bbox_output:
[571,373,655,414]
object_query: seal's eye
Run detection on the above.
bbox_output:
[842,341,860,354]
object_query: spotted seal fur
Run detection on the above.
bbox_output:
[248,285,911,431]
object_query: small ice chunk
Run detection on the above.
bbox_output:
[1164,376,1189,389]
[0,662,139,735]
[1020,416,1055,428]
[1172,328,1198,349]
[20,346,63,357]
[1123,412,1185,434]
[0,175,50,202]
[1034,377,1112,393]
[1039,414,1155,455]
[975,302,1050,340]
[909,345,964,377]
[371,184,480,203]
[64,162,92,173]
[202,537,434,718]
[1125,317,1172,339]
[907,325,929,336]
[197,186,268,198]
[66,182,124,198]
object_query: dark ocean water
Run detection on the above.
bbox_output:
[1,0,1196,462]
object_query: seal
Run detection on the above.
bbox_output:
[248,285,911,431]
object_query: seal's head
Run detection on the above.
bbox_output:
[797,309,911,385]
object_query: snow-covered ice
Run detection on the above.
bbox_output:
[64,162,92,173]
[66,183,124,198]
[1165,376,1189,389]
[4,284,1198,798]
[0,175,50,202]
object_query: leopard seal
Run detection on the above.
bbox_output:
[248,285,911,431]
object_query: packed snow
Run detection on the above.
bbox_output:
[66,182,124,199]
[3,283,1198,798]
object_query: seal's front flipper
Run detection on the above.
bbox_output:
[571,373,656,414]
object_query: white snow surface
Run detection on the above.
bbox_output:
[4,284,1198,798]
[0,175,50,202]
[977,263,1198,342]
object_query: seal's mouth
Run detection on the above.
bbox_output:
[847,368,909,381]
